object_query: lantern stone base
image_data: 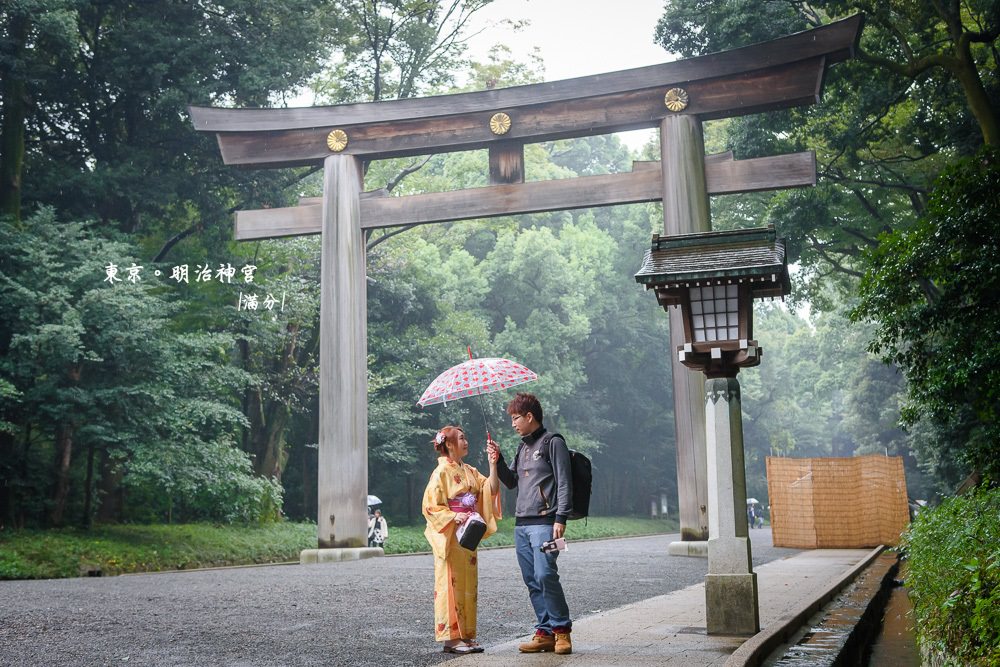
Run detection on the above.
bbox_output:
[705,572,760,635]
[300,547,383,564]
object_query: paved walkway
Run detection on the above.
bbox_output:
[0,531,871,666]
[457,548,876,666]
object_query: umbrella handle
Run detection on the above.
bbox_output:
[477,393,491,448]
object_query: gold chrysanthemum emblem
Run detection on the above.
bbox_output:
[326,129,349,152]
[664,88,689,112]
[489,112,512,135]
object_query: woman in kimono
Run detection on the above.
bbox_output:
[422,425,501,654]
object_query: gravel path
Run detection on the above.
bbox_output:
[0,529,796,666]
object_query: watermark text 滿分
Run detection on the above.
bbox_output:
[103,262,285,313]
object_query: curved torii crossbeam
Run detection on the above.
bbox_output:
[189,16,862,554]
[190,15,859,164]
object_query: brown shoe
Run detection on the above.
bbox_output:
[518,631,555,653]
[554,630,572,655]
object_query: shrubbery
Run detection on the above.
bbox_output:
[904,485,1000,665]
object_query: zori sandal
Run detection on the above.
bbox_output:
[442,644,475,654]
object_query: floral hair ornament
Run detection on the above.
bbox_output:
[434,431,446,445]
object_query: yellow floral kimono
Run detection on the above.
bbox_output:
[422,457,502,642]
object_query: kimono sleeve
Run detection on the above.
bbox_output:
[422,468,455,559]
[473,468,503,539]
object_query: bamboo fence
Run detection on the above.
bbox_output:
[766,455,910,548]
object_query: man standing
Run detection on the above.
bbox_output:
[487,392,573,655]
[367,509,388,549]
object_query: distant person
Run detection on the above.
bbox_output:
[368,509,388,548]
[422,425,501,654]
[748,505,755,530]
[487,392,574,655]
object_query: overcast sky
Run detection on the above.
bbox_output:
[465,0,670,148]
[466,0,670,81]
[293,2,672,150]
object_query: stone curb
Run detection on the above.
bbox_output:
[121,531,676,575]
[724,545,885,667]
[667,540,709,557]
[299,546,384,563]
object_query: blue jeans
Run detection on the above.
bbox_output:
[514,524,572,633]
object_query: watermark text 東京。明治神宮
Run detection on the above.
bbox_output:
[103,261,285,313]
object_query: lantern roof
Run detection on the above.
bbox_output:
[634,225,790,298]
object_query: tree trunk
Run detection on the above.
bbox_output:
[246,323,302,481]
[0,430,14,529]
[50,363,83,526]
[239,337,250,452]
[247,387,291,481]
[939,2,1000,147]
[406,473,414,525]
[953,47,1000,146]
[0,12,29,220]
[15,422,31,529]
[82,442,95,527]
[49,422,74,526]
[96,447,123,523]
[257,401,290,481]
[302,402,318,521]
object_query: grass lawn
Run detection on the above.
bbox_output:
[384,515,678,554]
[0,516,677,580]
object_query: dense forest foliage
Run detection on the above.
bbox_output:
[1,0,996,530]
[657,0,998,485]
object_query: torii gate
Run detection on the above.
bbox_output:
[190,16,861,554]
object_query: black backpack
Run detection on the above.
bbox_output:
[539,432,592,521]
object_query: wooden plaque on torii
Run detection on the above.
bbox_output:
[189,16,862,550]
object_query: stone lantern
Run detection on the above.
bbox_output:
[635,225,790,635]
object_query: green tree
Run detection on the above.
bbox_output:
[232,240,322,482]
[655,1,998,301]
[1,0,337,243]
[314,0,494,104]
[852,147,1000,481]
[0,209,278,527]
[1,1,77,219]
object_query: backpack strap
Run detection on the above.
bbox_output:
[516,432,562,469]
[540,432,564,468]
[541,432,569,518]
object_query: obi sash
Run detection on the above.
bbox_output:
[450,491,487,551]
[448,491,478,513]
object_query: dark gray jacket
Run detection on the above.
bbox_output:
[496,426,573,525]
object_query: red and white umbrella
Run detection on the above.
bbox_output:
[417,355,538,407]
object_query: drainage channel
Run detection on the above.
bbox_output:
[866,573,920,666]
[764,551,900,667]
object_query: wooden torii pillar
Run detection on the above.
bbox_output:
[189,16,861,556]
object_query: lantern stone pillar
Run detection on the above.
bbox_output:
[635,226,787,634]
[660,115,710,550]
[704,376,759,635]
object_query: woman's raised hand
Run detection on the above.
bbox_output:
[486,438,499,463]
